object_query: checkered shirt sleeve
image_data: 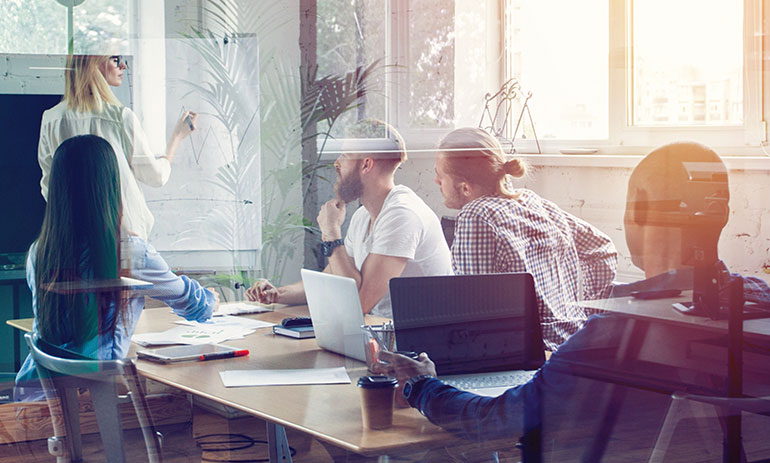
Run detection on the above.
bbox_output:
[563,211,618,300]
[451,193,618,351]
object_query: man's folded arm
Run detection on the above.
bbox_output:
[358,253,408,314]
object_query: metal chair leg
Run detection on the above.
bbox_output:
[91,382,126,463]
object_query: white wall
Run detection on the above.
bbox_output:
[396,154,770,284]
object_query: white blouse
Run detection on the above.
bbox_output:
[38,101,171,240]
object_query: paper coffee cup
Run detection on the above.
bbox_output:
[357,375,397,430]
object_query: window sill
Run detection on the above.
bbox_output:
[518,153,770,171]
[319,135,770,171]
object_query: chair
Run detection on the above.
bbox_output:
[649,391,770,463]
[24,332,162,463]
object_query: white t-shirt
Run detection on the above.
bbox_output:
[38,101,171,240]
[344,185,453,317]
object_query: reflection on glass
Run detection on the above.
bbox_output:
[632,0,743,126]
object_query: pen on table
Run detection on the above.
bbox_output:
[199,349,249,361]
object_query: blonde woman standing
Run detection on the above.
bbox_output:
[38,54,196,240]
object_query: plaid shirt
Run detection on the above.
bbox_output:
[452,191,618,351]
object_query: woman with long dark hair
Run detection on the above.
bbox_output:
[15,135,217,401]
[38,54,196,240]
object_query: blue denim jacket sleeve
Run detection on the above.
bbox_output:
[411,377,531,442]
[410,315,625,442]
[129,237,214,322]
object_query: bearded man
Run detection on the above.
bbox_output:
[246,120,452,317]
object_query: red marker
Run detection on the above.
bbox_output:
[199,349,249,361]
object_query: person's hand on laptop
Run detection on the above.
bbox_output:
[245,279,280,304]
[374,350,437,383]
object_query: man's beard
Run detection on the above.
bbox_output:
[335,170,364,203]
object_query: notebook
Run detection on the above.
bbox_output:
[390,273,545,397]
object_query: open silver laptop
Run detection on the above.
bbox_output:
[300,269,367,362]
[390,273,545,397]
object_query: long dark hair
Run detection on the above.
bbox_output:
[34,135,124,346]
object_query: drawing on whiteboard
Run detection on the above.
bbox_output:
[188,123,230,166]
[143,35,261,262]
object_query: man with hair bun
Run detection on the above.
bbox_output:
[434,127,618,350]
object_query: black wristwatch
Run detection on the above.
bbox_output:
[320,239,345,257]
[402,375,434,404]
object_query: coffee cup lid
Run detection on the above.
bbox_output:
[357,375,398,389]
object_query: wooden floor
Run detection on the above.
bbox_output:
[0,406,521,463]
[2,403,770,462]
[0,407,334,463]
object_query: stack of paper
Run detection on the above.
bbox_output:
[132,316,274,346]
[215,302,273,316]
[176,315,275,330]
[220,367,351,387]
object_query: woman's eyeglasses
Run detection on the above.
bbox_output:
[109,56,126,68]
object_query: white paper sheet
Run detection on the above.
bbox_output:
[132,324,251,347]
[219,367,351,387]
[174,315,275,330]
[215,302,272,316]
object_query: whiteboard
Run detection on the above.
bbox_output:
[140,37,261,262]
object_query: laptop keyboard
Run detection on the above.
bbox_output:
[441,370,536,391]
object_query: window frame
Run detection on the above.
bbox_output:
[503,0,768,155]
[322,0,768,158]
[319,0,455,160]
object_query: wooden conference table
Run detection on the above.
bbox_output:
[131,305,455,461]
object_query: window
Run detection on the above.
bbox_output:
[72,0,130,54]
[315,0,470,150]
[407,1,455,129]
[313,1,763,153]
[316,0,388,139]
[0,0,128,55]
[631,0,742,127]
[505,0,608,141]
[503,0,766,152]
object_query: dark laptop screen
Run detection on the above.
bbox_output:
[389,273,544,376]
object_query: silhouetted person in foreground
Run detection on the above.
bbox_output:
[377,142,770,461]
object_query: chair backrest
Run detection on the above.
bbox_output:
[24,332,162,463]
[650,391,770,463]
[26,332,123,381]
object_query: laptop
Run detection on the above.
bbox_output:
[300,269,367,362]
[390,273,545,397]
